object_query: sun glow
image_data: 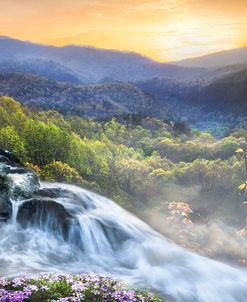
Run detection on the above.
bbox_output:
[0,0,247,61]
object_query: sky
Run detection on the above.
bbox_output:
[1,0,247,61]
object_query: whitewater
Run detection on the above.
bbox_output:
[1,170,247,302]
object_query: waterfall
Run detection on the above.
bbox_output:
[1,178,247,302]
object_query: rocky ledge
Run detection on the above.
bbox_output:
[0,150,40,221]
[0,151,73,229]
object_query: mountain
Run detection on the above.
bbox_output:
[194,68,247,113]
[0,36,208,83]
[1,36,247,84]
[137,67,247,127]
[176,47,247,68]
[1,36,247,127]
[0,72,165,118]
[0,59,81,83]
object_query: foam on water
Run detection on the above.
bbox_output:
[1,181,247,302]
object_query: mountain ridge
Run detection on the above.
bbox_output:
[176,47,247,68]
[0,36,210,83]
[2,35,247,68]
[0,72,166,119]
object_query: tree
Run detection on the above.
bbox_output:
[23,120,70,165]
[0,126,26,160]
[217,137,246,159]
[0,97,27,131]
[115,158,151,199]
[236,148,247,192]
[104,118,127,144]
[68,134,110,180]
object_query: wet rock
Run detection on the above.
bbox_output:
[0,175,11,220]
[0,162,11,174]
[35,188,63,198]
[0,150,22,167]
[35,188,95,210]
[0,196,10,221]
[0,150,40,221]
[8,173,40,200]
[17,198,75,239]
[9,167,29,174]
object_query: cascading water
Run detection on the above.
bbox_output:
[1,152,247,302]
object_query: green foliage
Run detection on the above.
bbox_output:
[40,161,86,184]
[0,97,27,132]
[1,96,247,210]
[68,134,110,180]
[216,136,247,159]
[0,126,26,159]
[23,120,71,165]
[235,146,247,194]
[104,118,127,144]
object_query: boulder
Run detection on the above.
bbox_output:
[17,198,75,239]
[0,150,22,167]
[35,187,63,199]
[0,150,40,222]
[0,174,11,221]
[35,187,95,210]
[8,172,40,200]
[0,196,10,222]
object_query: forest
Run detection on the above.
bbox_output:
[1,96,246,202]
[1,96,247,263]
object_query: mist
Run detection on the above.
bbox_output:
[142,183,247,267]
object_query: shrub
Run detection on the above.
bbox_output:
[40,161,86,184]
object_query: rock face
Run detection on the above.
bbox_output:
[0,174,10,221]
[17,198,75,239]
[0,150,76,238]
[36,187,96,210]
[0,150,40,221]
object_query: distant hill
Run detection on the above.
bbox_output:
[0,36,208,83]
[176,47,247,68]
[1,36,247,84]
[1,36,247,128]
[0,72,166,119]
[0,59,81,83]
[195,68,247,113]
[137,67,247,116]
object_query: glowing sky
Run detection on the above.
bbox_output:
[1,0,247,61]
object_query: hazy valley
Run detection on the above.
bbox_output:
[1,36,247,302]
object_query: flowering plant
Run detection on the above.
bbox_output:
[0,273,161,302]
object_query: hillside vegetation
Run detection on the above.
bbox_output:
[137,69,247,134]
[0,73,164,119]
[0,96,246,214]
[2,96,247,266]
[1,37,247,137]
